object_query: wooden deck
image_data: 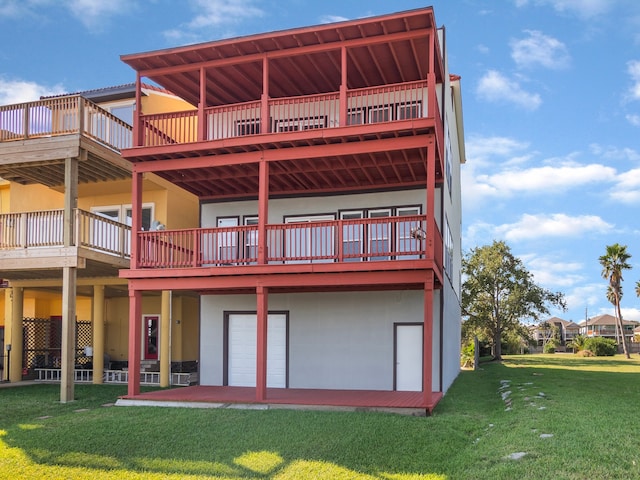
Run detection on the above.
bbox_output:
[119,385,443,415]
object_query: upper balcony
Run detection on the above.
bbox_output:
[123,214,443,290]
[0,208,130,280]
[136,80,439,147]
[0,95,132,188]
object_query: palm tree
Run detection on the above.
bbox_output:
[636,280,640,298]
[599,244,632,359]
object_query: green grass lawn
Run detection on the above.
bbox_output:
[2,354,640,479]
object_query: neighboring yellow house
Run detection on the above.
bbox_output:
[0,84,200,401]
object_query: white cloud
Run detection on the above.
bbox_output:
[320,15,349,24]
[514,0,613,19]
[66,0,133,29]
[524,254,585,287]
[163,0,264,42]
[511,30,570,70]
[609,168,640,204]
[470,161,616,199]
[0,77,65,104]
[476,70,542,110]
[621,308,640,321]
[564,283,605,317]
[494,213,613,242]
[465,135,530,164]
[590,144,640,162]
[626,114,640,126]
[627,60,640,101]
[0,0,132,30]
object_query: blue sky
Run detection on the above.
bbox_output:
[1,0,640,324]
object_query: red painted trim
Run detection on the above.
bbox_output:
[127,289,142,397]
[128,28,433,79]
[256,286,268,401]
[123,269,434,293]
[198,67,206,142]
[126,132,433,173]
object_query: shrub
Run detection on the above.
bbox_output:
[576,349,594,357]
[543,342,556,354]
[583,337,617,356]
[461,342,475,368]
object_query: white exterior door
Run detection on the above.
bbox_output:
[395,324,423,391]
[228,313,287,388]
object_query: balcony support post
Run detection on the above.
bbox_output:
[7,287,23,382]
[261,56,270,134]
[198,67,206,142]
[92,285,105,384]
[340,46,348,127]
[256,286,268,401]
[127,288,142,397]
[134,73,142,147]
[159,290,171,388]
[258,159,269,264]
[131,169,142,269]
[60,266,77,403]
[426,139,436,261]
[423,273,434,408]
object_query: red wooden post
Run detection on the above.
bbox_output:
[198,67,206,142]
[258,159,269,264]
[256,286,268,401]
[127,288,142,397]
[261,56,270,134]
[423,274,434,407]
[340,46,348,127]
[134,74,142,147]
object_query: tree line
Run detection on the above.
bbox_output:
[462,240,640,361]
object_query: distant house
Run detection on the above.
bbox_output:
[579,314,639,341]
[532,317,581,347]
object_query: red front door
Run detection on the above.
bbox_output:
[144,315,159,360]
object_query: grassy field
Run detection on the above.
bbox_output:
[2,355,640,479]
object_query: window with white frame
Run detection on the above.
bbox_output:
[340,210,364,261]
[396,206,422,259]
[368,209,391,260]
[244,216,259,263]
[444,217,454,274]
[284,214,335,263]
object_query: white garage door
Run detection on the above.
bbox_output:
[228,313,287,388]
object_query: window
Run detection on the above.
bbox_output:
[284,214,334,264]
[340,211,363,262]
[368,209,391,260]
[91,203,153,255]
[244,216,258,263]
[368,106,392,124]
[235,119,260,136]
[444,217,454,274]
[217,217,239,264]
[275,116,327,132]
[347,108,365,126]
[396,101,422,120]
[396,206,421,259]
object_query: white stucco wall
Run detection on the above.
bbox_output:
[200,290,441,392]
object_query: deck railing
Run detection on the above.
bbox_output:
[137,215,442,269]
[0,95,132,151]
[35,368,192,386]
[135,80,430,147]
[0,209,131,258]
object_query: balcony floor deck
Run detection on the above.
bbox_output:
[118,385,442,415]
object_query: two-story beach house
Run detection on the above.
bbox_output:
[0,84,200,401]
[118,7,465,413]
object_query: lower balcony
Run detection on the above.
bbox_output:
[0,209,130,278]
[134,215,442,274]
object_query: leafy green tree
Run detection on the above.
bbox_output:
[599,243,632,359]
[461,240,566,360]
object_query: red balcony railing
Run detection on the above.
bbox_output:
[0,96,132,151]
[134,80,430,147]
[0,209,131,258]
[137,215,442,270]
